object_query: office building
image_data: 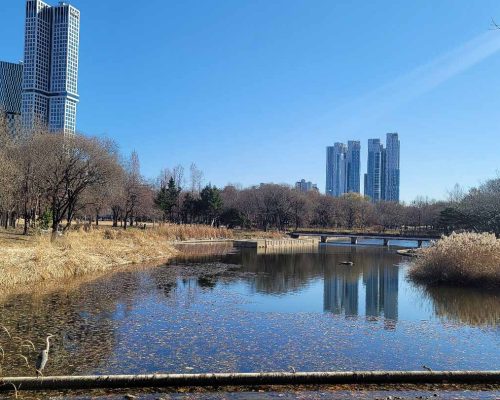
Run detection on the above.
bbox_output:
[22,0,80,134]
[295,179,318,193]
[0,61,23,136]
[384,133,400,202]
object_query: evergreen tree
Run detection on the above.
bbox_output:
[200,185,223,226]
[155,177,181,222]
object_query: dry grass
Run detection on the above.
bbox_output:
[0,224,234,289]
[154,223,234,241]
[232,229,287,239]
[409,232,500,287]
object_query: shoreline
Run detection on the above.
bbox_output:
[0,225,236,292]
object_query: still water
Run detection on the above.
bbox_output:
[0,244,498,377]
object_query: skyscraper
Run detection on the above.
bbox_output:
[22,0,80,134]
[0,61,23,136]
[326,140,361,197]
[384,133,400,202]
[365,139,383,202]
[326,143,347,197]
[346,140,361,193]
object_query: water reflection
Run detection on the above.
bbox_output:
[221,246,497,328]
[0,270,144,376]
[421,285,500,327]
[0,245,497,377]
[363,265,398,321]
[226,247,400,323]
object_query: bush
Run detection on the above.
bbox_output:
[409,232,500,287]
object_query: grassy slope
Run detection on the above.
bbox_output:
[0,225,233,288]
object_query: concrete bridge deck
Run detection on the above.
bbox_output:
[289,232,440,247]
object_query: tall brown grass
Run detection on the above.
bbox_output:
[154,223,234,241]
[409,232,500,287]
[0,224,233,288]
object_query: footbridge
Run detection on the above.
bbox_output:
[289,231,441,247]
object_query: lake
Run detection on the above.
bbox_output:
[0,243,498,377]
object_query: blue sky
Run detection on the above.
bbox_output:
[1,0,500,201]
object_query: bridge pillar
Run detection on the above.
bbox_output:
[321,235,327,243]
[383,238,389,246]
[350,237,357,245]
[417,240,423,248]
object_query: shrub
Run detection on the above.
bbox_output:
[409,232,500,287]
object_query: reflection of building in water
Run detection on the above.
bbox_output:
[324,272,358,316]
[383,266,398,321]
[324,264,398,322]
[363,264,399,321]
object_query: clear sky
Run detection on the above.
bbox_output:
[1,0,500,201]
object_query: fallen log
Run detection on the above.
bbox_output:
[0,370,498,391]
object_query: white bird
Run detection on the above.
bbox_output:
[35,334,54,377]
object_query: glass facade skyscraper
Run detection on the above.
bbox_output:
[326,143,347,197]
[364,134,401,202]
[0,61,23,136]
[326,140,361,197]
[346,140,361,193]
[22,0,80,134]
[384,133,400,202]
[366,139,383,202]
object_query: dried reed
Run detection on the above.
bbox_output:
[409,232,500,287]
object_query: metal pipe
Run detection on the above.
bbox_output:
[0,371,498,391]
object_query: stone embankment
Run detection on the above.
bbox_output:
[234,238,318,249]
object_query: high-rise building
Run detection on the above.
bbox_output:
[22,0,80,134]
[326,146,335,196]
[364,134,401,202]
[0,61,23,136]
[384,133,400,202]
[326,143,347,197]
[365,139,383,202]
[295,179,318,193]
[346,140,361,193]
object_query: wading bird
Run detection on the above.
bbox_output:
[35,334,54,377]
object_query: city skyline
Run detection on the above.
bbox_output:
[1,1,500,201]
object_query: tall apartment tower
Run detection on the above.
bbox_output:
[326,146,335,196]
[384,132,400,201]
[0,61,23,136]
[22,0,80,134]
[365,139,383,202]
[326,143,347,197]
[346,140,361,193]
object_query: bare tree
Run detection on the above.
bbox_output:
[32,133,119,236]
[189,162,204,194]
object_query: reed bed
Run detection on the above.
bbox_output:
[154,223,234,241]
[0,224,233,288]
[409,232,500,288]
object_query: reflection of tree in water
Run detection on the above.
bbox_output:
[0,271,142,377]
[421,285,500,327]
[228,250,326,295]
